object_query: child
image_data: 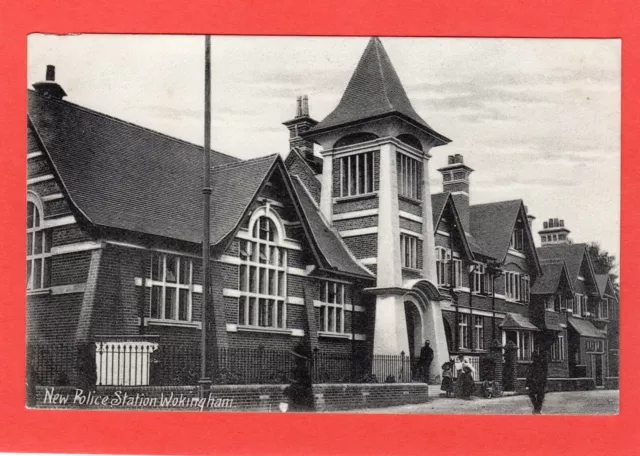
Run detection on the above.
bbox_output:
[460,365,475,400]
[440,362,454,397]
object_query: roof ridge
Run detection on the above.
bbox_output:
[470,198,523,208]
[374,38,394,111]
[211,154,278,171]
[27,89,239,162]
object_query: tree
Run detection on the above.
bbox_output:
[587,242,619,294]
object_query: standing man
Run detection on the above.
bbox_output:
[526,351,549,414]
[418,340,434,383]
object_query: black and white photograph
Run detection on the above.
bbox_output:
[26,34,620,414]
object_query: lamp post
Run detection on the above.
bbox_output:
[199,35,212,396]
[487,260,503,341]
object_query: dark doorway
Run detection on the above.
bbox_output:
[593,354,604,387]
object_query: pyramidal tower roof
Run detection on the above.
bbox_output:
[305,37,450,144]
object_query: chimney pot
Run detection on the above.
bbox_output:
[448,155,455,165]
[302,95,309,116]
[543,221,548,229]
[46,65,56,81]
[295,96,303,118]
[560,220,564,227]
[554,218,559,227]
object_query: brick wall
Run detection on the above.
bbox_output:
[343,234,377,259]
[334,196,378,214]
[333,215,378,232]
[398,198,422,217]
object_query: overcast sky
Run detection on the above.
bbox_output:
[27,35,620,270]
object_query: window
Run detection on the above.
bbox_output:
[319,281,347,333]
[601,298,609,319]
[436,247,450,287]
[574,293,585,317]
[458,314,469,349]
[397,152,422,200]
[585,340,604,353]
[27,199,52,290]
[504,271,530,303]
[545,297,555,311]
[473,316,484,350]
[238,215,287,328]
[435,247,462,288]
[551,334,565,361]
[149,253,192,322]
[472,263,491,294]
[518,331,534,361]
[541,235,547,243]
[339,152,374,197]
[401,234,418,269]
[510,228,524,251]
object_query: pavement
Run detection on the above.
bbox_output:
[346,389,619,414]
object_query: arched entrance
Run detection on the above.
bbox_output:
[404,300,423,381]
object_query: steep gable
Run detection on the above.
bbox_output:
[432,192,474,260]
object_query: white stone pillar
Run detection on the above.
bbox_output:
[376,142,402,288]
[421,148,437,284]
[422,299,450,383]
[319,150,334,222]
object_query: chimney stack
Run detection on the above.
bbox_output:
[283,95,320,172]
[539,217,571,246]
[437,154,474,232]
[33,65,67,99]
[438,154,474,196]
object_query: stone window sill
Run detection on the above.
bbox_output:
[27,288,51,296]
[139,318,202,329]
[398,194,422,205]
[318,331,351,339]
[334,192,378,204]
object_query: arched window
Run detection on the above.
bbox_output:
[27,195,52,290]
[238,214,287,328]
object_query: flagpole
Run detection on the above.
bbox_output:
[200,34,212,396]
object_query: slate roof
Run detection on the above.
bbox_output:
[531,261,573,295]
[304,38,450,145]
[568,317,607,339]
[595,274,615,298]
[431,192,449,227]
[291,177,374,279]
[536,243,593,287]
[500,313,540,331]
[28,89,255,245]
[469,200,523,261]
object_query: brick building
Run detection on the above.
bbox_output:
[26,37,618,388]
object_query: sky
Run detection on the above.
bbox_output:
[27,35,621,271]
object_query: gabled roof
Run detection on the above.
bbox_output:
[28,89,252,245]
[431,192,449,228]
[305,38,450,145]
[531,261,574,295]
[430,192,474,260]
[536,243,598,292]
[595,274,617,299]
[291,177,374,279]
[469,199,522,261]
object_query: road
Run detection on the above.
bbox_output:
[347,390,619,414]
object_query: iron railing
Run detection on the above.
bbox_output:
[27,342,419,387]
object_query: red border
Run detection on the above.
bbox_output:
[1,1,637,455]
